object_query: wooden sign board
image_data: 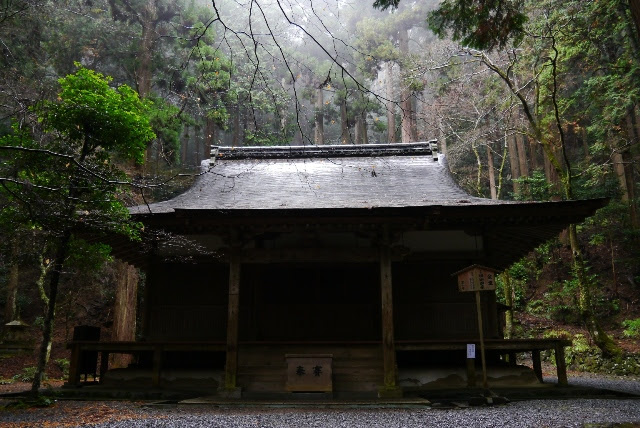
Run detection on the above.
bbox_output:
[455,265,498,292]
[285,354,333,392]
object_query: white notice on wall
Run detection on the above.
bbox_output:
[467,343,476,359]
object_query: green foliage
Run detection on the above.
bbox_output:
[622,319,640,339]
[39,64,154,164]
[65,238,112,274]
[54,358,70,378]
[147,97,184,164]
[427,0,528,51]
[13,366,41,383]
[245,130,288,146]
[512,170,554,201]
[1,65,153,237]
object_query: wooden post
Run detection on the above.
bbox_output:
[99,351,109,384]
[67,343,81,386]
[532,350,543,382]
[466,357,476,387]
[152,346,162,387]
[379,235,401,397]
[224,250,241,392]
[555,343,568,386]
[475,291,488,389]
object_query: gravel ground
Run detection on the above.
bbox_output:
[87,400,640,428]
[1,376,639,428]
[565,374,640,396]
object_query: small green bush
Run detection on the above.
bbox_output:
[54,358,70,378]
[12,366,43,383]
[622,318,640,339]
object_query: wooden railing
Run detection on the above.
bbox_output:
[66,337,570,389]
[395,338,571,386]
[66,341,225,387]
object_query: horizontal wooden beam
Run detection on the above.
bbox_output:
[238,248,381,263]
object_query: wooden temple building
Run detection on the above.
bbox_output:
[68,142,607,398]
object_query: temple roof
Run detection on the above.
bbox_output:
[131,142,502,214]
[115,142,608,269]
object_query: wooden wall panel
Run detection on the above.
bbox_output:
[148,262,229,341]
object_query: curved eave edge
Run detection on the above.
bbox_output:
[131,198,609,224]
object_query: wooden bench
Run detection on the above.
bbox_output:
[395,338,571,386]
[66,341,225,387]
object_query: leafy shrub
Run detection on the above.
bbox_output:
[527,299,545,315]
[13,366,43,383]
[55,358,70,378]
[622,318,640,339]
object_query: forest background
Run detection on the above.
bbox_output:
[0,0,639,391]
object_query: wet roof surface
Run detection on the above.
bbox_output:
[130,143,497,214]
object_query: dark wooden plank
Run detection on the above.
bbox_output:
[379,242,397,390]
[224,251,241,390]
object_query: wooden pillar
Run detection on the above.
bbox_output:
[379,236,402,398]
[532,350,543,383]
[224,250,241,394]
[466,358,476,387]
[555,344,568,386]
[67,343,82,387]
[152,346,162,387]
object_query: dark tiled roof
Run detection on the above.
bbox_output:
[130,142,497,214]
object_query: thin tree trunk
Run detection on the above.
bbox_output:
[181,126,189,166]
[385,62,396,143]
[613,151,629,201]
[507,134,521,194]
[314,88,324,145]
[624,111,639,228]
[362,112,369,145]
[623,149,638,228]
[355,115,363,144]
[497,140,508,199]
[630,0,640,39]
[4,237,19,322]
[528,134,539,171]
[569,224,620,357]
[503,271,514,339]
[438,117,447,157]
[472,143,482,196]
[340,98,350,144]
[32,231,71,395]
[399,27,413,143]
[487,145,497,200]
[543,146,561,198]
[137,0,157,98]
[232,103,241,146]
[410,95,418,141]
[516,132,529,177]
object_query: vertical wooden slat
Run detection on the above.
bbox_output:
[379,242,397,391]
[555,344,568,386]
[475,291,488,389]
[225,250,241,390]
